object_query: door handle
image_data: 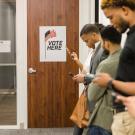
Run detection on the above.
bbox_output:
[28,67,37,74]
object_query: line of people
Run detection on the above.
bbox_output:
[68,0,135,135]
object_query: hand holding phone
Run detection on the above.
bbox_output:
[68,72,74,77]
[66,47,71,55]
[66,47,78,61]
[117,95,135,117]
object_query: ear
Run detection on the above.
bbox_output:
[105,40,110,50]
[91,32,96,37]
[92,32,98,40]
[122,6,129,16]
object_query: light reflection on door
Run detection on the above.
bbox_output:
[0,0,16,125]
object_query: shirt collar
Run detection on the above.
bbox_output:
[94,41,101,50]
[111,48,121,56]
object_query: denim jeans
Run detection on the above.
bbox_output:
[87,125,112,135]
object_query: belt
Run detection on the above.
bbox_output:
[112,107,127,114]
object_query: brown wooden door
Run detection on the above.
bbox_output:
[27,0,79,128]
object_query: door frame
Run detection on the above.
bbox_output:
[0,0,28,129]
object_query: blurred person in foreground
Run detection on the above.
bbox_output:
[93,0,135,135]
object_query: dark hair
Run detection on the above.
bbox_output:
[101,25,122,44]
[80,24,100,36]
[101,0,135,11]
[95,23,105,32]
[45,30,50,38]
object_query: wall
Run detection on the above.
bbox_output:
[79,0,95,95]
[16,0,27,129]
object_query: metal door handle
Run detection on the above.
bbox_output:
[28,67,37,73]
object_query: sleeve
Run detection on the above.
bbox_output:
[88,59,119,103]
[84,74,95,85]
[87,62,107,108]
[81,66,89,74]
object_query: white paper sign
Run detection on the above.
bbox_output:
[0,40,11,53]
[39,26,66,62]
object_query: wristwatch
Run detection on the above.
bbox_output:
[107,79,118,98]
[107,79,114,89]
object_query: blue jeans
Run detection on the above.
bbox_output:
[87,125,112,135]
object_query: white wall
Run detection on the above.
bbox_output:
[99,1,110,26]
[79,0,95,95]
[16,0,27,129]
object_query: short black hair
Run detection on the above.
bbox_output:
[80,24,101,37]
[101,25,122,44]
[95,23,105,32]
[101,0,135,11]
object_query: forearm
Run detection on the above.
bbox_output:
[75,60,83,71]
[112,80,135,95]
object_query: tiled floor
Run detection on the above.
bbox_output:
[0,128,73,135]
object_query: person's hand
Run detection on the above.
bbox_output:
[93,73,112,87]
[72,74,85,83]
[66,48,71,55]
[66,48,78,61]
[117,95,135,118]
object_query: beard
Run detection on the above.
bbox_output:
[103,48,109,55]
[117,17,129,33]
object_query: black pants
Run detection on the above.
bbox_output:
[73,125,84,135]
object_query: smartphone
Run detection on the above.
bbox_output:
[111,91,117,97]
[66,47,75,55]
[68,72,74,77]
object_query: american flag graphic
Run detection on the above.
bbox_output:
[45,30,56,42]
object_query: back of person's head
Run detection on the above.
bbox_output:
[101,0,135,11]
[95,23,105,32]
[101,25,122,44]
[80,24,100,36]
